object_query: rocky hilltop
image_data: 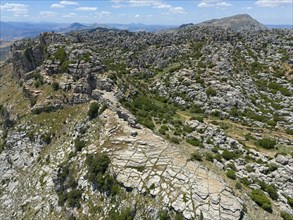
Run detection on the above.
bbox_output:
[0,15,292,220]
[196,14,268,31]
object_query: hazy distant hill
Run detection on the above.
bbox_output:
[0,22,66,40]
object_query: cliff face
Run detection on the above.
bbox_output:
[0,16,292,220]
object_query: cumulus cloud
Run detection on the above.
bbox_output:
[111,0,186,14]
[51,4,65,9]
[255,0,292,7]
[51,1,78,9]
[62,12,77,18]
[40,11,57,17]
[169,7,186,14]
[60,1,78,5]
[0,3,29,16]
[197,0,232,8]
[75,7,97,11]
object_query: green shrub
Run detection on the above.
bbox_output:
[268,163,278,172]
[226,170,236,180]
[42,133,52,144]
[246,165,255,173]
[191,152,202,161]
[54,47,67,63]
[183,125,195,133]
[281,211,293,220]
[240,177,251,186]
[158,210,170,220]
[222,149,237,160]
[67,189,82,208]
[206,87,217,96]
[266,184,278,200]
[287,197,293,208]
[250,189,272,212]
[286,129,293,135]
[257,138,276,149]
[52,82,59,91]
[74,138,85,152]
[88,102,99,120]
[85,153,119,195]
[205,152,214,161]
[187,137,201,146]
[170,137,180,144]
[108,207,135,220]
[0,141,5,154]
[236,181,242,189]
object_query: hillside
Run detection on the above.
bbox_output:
[0,15,292,220]
[195,14,268,31]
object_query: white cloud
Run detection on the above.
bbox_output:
[75,7,97,11]
[101,11,111,15]
[94,11,111,19]
[62,12,77,18]
[197,0,232,8]
[255,0,292,7]
[51,4,65,9]
[40,11,57,17]
[246,6,252,10]
[0,3,29,16]
[60,1,78,5]
[111,0,186,14]
[198,2,213,8]
[169,7,186,14]
[135,14,140,18]
[216,2,232,7]
[51,1,78,9]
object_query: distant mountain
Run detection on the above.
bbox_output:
[0,21,66,41]
[195,14,267,31]
[0,21,177,41]
[91,23,177,33]
[266,24,293,29]
[59,22,89,33]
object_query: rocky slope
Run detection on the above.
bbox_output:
[196,14,267,31]
[0,15,292,220]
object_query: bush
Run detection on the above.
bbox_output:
[287,196,293,208]
[158,210,170,220]
[74,138,85,152]
[52,82,59,91]
[226,170,236,180]
[54,47,67,63]
[42,133,52,144]
[240,177,251,186]
[268,163,278,172]
[170,136,180,144]
[257,138,276,149]
[266,184,278,200]
[187,137,201,146]
[108,207,135,220]
[191,152,202,161]
[206,87,217,96]
[281,211,293,220]
[85,153,119,195]
[222,149,237,160]
[250,189,272,212]
[88,102,99,120]
[205,152,213,161]
[67,189,82,208]
[236,181,242,189]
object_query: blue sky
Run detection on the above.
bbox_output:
[0,0,292,25]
